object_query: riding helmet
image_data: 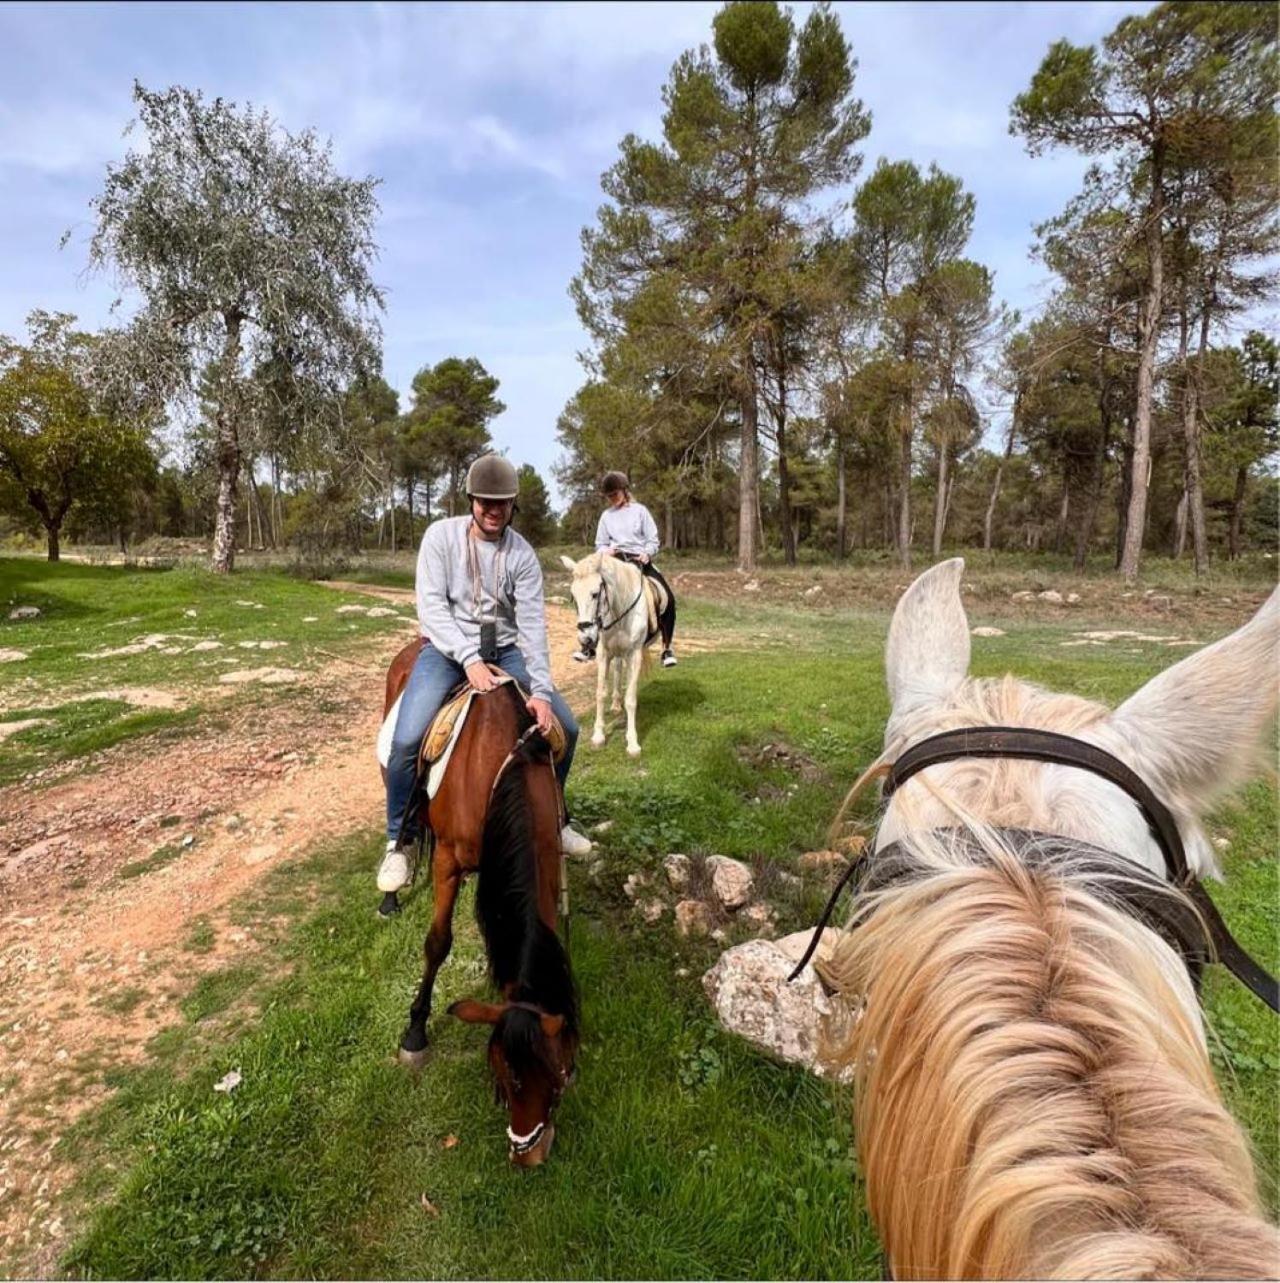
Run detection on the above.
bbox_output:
[465,454,519,500]
[601,470,630,495]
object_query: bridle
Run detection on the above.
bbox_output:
[578,563,645,639]
[497,999,574,1159]
[789,726,1278,1013]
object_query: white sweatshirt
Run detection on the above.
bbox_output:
[594,501,660,557]
[414,516,553,698]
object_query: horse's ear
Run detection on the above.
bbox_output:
[1104,584,1280,814]
[448,999,505,1025]
[539,1012,565,1039]
[885,558,970,724]
[559,555,577,572]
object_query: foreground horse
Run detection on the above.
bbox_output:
[823,560,1279,1279]
[384,641,579,1167]
[561,552,656,756]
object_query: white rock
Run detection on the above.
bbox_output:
[183,609,198,618]
[803,584,822,599]
[705,855,754,911]
[622,872,648,901]
[971,626,1005,637]
[637,898,665,924]
[190,640,222,652]
[1011,591,1035,602]
[591,819,614,835]
[0,649,29,664]
[213,1069,242,1094]
[1038,590,1063,604]
[675,899,714,937]
[302,616,319,623]
[743,579,760,593]
[366,607,400,619]
[741,902,776,937]
[8,606,40,620]
[1213,837,1230,851]
[663,853,692,891]
[1066,593,1081,605]
[703,939,850,1081]
[336,605,367,615]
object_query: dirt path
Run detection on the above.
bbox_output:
[0,592,592,1273]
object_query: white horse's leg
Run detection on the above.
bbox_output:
[592,651,609,747]
[624,647,642,757]
[610,655,623,713]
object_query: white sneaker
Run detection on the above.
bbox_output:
[661,648,677,668]
[560,825,593,858]
[377,840,412,892]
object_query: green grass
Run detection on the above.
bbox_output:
[0,558,412,779]
[36,580,1280,1278]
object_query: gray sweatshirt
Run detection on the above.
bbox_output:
[594,501,660,557]
[415,516,554,698]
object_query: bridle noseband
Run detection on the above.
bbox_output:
[789,726,1278,1013]
[579,565,644,637]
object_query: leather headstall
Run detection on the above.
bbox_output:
[788,726,1278,1013]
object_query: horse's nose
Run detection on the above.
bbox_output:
[510,1122,555,1168]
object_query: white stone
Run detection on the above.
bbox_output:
[971,626,1005,637]
[1066,593,1081,605]
[743,579,760,593]
[1038,590,1063,604]
[675,899,714,937]
[705,855,753,911]
[8,606,40,620]
[622,872,647,901]
[703,939,851,1081]
[637,898,665,924]
[591,819,614,835]
[0,649,29,664]
[336,605,367,615]
[663,853,692,891]
[803,584,822,598]
[366,606,400,618]
[1011,591,1034,602]
[190,640,222,652]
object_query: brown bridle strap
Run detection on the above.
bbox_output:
[789,727,1278,1012]
[884,727,1192,882]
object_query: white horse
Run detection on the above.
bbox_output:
[822,559,1280,1279]
[561,552,656,757]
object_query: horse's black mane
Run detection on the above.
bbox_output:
[475,707,578,1085]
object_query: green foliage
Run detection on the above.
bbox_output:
[81,82,385,572]
[0,312,157,560]
[514,463,557,546]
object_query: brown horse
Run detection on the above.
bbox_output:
[383,640,578,1167]
[822,561,1279,1278]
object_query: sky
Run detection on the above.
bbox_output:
[0,0,1159,501]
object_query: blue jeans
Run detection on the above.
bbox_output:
[385,642,579,842]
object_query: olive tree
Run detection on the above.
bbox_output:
[80,83,384,571]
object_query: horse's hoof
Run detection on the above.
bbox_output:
[377,892,401,919]
[590,735,606,749]
[398,1046,428,1071]
[627,745,642,758]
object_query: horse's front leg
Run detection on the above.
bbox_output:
[591,651,609,747]
[624,649,642,757]
[609,658,622,714]
[399,847,461,1068]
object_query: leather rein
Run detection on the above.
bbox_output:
[788,726,1278,1013]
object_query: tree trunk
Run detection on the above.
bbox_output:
[1115,411,1135,568]
[897,416,912,569]
[1228,465,1248,560]
[984,399,1018,552]
[389,479,397,554]
[1181,298,1211,575]
[737,366,759,572]
[775,351,796,567]
[211,314,244,574]
[1119,148,1164,583]
[44,521,60,562]
[1074,409,1110,573]
[1173,489,1188,559]
[1054,477,1070,555]
[664,496,675,551]
[406,473,415,546]
[835,442,847,560]
[932,446,950,557]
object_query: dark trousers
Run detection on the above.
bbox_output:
[615,553,676,648]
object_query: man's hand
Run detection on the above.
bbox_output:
[466,661,499,693]
[637,552,651,565]
[603,545,617,557]
[526,697,553,735]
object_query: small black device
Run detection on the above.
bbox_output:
[479,620,498,663]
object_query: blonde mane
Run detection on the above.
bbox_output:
[822,607,1280,1279]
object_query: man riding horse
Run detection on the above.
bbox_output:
[378,454,592,895]
[572,470,677,668]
